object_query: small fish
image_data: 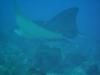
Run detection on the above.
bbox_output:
[28,67,46,75]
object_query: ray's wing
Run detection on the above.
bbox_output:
[34,7,79,38]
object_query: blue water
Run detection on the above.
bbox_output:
[0,0,100,75]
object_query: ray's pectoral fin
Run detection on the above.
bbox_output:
[39,7,79,38]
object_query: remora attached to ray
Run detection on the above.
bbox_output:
[14,0,79,40]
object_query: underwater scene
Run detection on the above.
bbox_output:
[0,0,100,75]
